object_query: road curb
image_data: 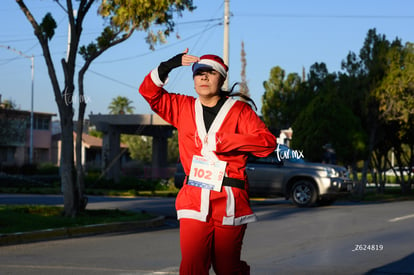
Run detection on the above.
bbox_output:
[0,216,165,246]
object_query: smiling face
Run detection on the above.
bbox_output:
[193,69,225,106]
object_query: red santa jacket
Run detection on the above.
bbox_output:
[139,69,277,225]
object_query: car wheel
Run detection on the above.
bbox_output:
[291,180,317,207]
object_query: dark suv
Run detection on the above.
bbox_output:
[174,145,354,207]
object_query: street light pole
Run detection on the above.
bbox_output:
[29,55,34,164]
[0,45,35,164]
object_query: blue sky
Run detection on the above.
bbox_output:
[0,0,413,119]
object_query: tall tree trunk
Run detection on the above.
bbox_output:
[15,0,79,217]
[75,65,88,212]
[357,122,378,199]
[60,107,78,216]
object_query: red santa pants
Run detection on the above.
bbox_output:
[179,218,250,275]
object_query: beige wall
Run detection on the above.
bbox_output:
[29,129,52,148]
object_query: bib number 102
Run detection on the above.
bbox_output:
[188,155,227,192]
[193,168,212,180]
[193,168,224,181]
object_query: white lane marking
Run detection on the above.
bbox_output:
[389,213,414,222]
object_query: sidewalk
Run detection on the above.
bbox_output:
[0,216,165,246]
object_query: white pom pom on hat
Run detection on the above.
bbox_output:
[192,54,228,79]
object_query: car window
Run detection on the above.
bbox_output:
[248,152,282,165]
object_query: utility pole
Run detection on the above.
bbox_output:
[29,55,34,164]
[0,45,34,164]
[223,0,230,90]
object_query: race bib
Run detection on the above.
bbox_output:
[188,155,226,192]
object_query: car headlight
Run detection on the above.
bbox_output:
[324,167,339,178]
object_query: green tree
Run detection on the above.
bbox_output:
[122,129,178,165]
[262,28,413,195]
[16,0,195,216]
[88,128,103,139]
[374,41,414,192]
[375,41,414,124]
[108,96,135,114]
[261,66,302,132]
[0,99,17,110]
[291,69,365,165]
[121,135,152,163]
[341,29,395,196]
[168,129,179,163]
[307,62,330,94]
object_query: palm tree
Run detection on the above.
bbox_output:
[108,96,135,114]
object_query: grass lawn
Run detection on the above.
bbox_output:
[361,187,414,202]
[0,205,153,234]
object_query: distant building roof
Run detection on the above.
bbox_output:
[73,132,128,149]
[0,108,57,117]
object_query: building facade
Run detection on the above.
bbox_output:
[0,108,56,166]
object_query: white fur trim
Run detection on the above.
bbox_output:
[221,187,257,225]
[177,188,210,222]
[177,209,207,221]
[223,214,258,225]
[195,98,236,158]
[225,186,235,216]
[235,214,258,225]
[150,67,168,87]
[206,133,217,151]
[193,59,227,78]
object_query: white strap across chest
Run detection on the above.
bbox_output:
[195,98,236,159]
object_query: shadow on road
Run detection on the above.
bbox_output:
[365,252,414,275]
[249,197,398,223]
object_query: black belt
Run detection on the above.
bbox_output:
[184,175,245,190]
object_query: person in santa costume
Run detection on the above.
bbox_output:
[139,48,277,275]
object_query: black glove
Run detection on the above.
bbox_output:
[158,53,185,82]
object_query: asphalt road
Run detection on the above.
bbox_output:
[1,194,414,275]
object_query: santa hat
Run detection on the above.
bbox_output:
[192,54,228,79]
